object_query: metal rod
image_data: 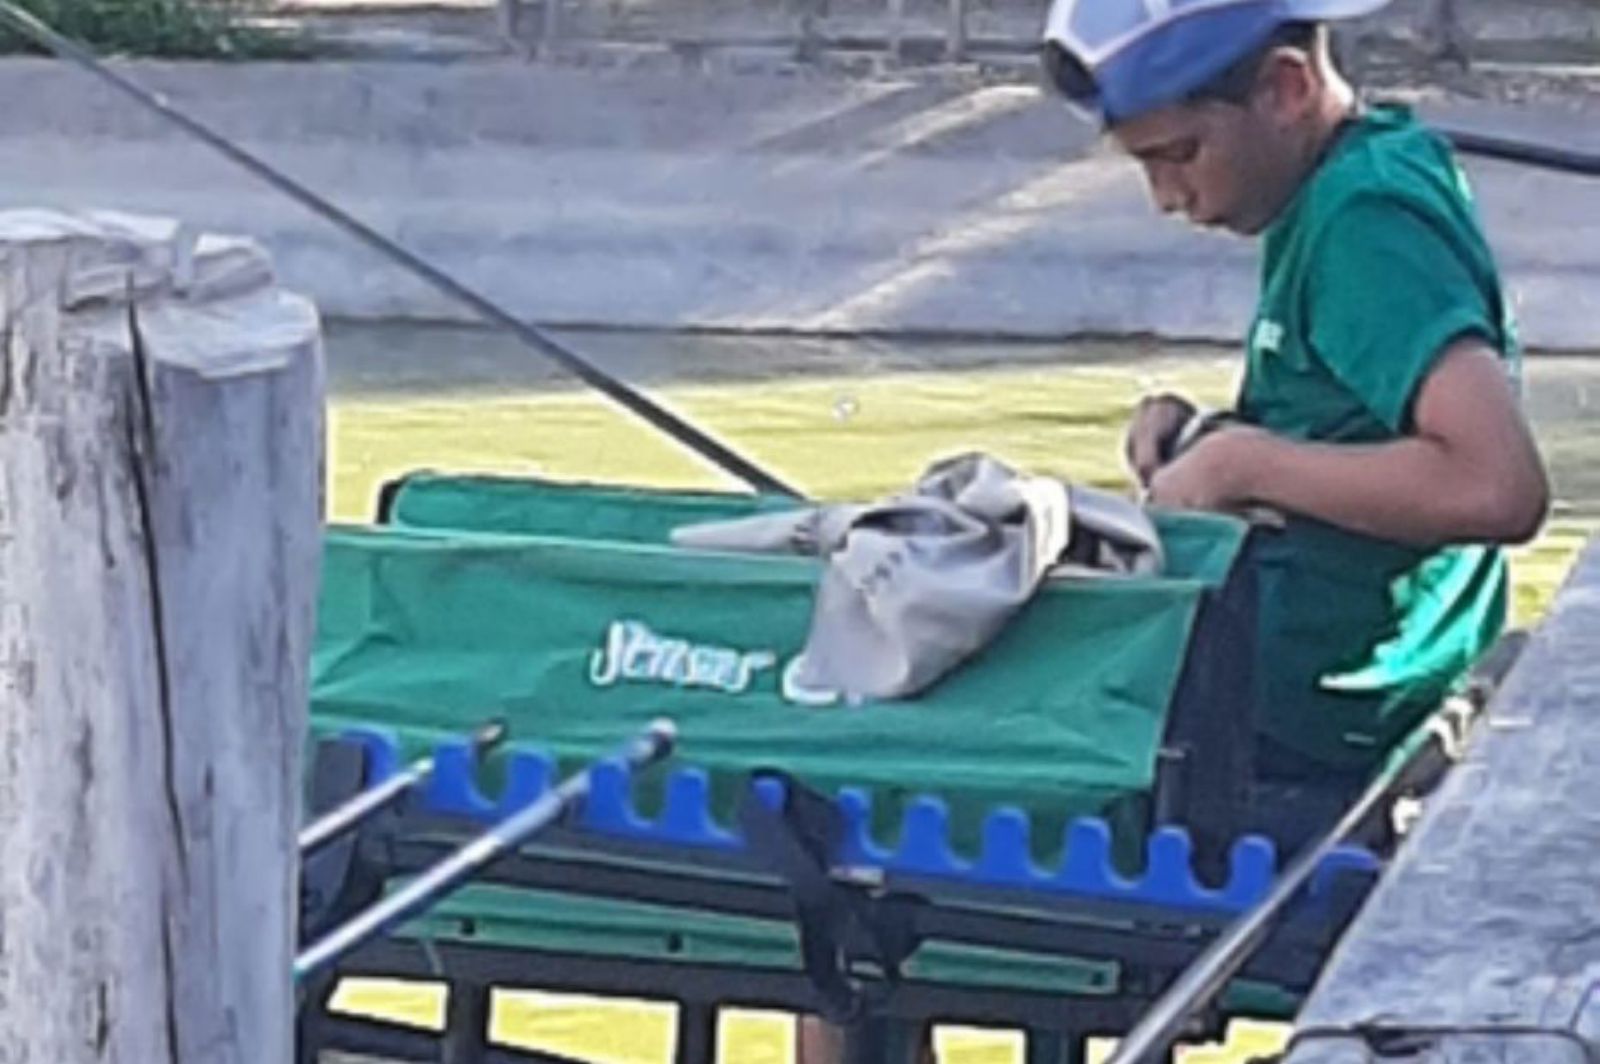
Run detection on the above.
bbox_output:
[299,765,427,857]
[298,719,509,857]
[1102,736,1408,1063]
[1104,632,1528,1064]
[0,1,801,500]
[1441,125,1600,178]
[293,719,677,983]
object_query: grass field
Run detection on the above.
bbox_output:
[322,344,1599,1062]
[329,981,1291,1063]
[328,352,1599,622]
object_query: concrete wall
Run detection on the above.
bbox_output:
[1285,537,1600,1061]
[2,58,1596,347]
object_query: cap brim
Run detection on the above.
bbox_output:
[1280,0,1392,19]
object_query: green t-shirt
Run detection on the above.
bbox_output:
[1238,105,1516,769]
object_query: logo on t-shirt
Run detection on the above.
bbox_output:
[1251,318,1285,358]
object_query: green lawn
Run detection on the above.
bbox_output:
[330,981,1291,1063]
[324,353,1595,1062]
[329,356,1595,626]
[328,356,1236,512]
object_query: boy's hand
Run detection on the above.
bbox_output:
[1146,426,1268,512]
[1124,393,1198,487]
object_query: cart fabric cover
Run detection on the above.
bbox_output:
[313,475,1248,841]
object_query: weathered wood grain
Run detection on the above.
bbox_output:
[0,210,323,1063]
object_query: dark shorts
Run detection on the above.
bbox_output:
[1245,735,1376,856]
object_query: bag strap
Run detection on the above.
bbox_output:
[737,770,922,1024]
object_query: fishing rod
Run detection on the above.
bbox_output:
[0,0,801,500]
[299,718,509,857]
[1104,745,1410,1062]
[1102,632,1528,1064]
[1439,123,1600,178]
[294,717,677,983]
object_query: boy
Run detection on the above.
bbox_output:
[1044,2,1548,802]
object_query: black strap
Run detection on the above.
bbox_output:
[299,737,394,945]
[738,771,922,1025]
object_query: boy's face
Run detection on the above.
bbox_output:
[1112,98,1294,236]
[1110,49,1321,237]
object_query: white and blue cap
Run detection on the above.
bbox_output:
[1042,0,1390,125]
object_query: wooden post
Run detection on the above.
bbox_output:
[794,0,826,64]
[885,0,906,67]
[0,210,323,1062]
[540,0,563,58]
[945,0,967,63]
[497,0,522,46]
[1421,0,1470,67]
[499,0,541,57]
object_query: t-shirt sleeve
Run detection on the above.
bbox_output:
[1304,194,1500,433]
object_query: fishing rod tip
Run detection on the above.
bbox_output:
[473,717,511,752]
[647,717,679,752]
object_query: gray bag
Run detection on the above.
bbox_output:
[671,454,1162,703]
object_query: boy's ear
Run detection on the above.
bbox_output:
[1254,48,1319,126]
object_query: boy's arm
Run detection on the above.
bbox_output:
[1147,336,1550,547]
